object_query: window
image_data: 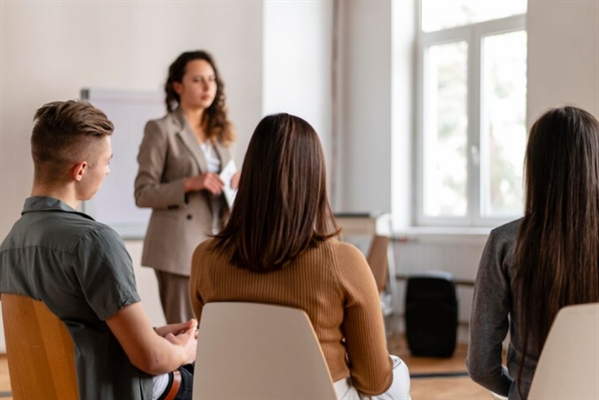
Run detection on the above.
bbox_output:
[416,1,527,226]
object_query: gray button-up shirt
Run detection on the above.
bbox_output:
[0,196,153,399]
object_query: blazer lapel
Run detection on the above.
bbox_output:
[214,141,232,171]
[173,108,209,174]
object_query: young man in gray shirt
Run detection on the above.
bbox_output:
[0,100,197,399]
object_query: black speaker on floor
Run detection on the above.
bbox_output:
[405,271,458,357]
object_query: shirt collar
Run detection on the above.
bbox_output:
[21,196,95,221]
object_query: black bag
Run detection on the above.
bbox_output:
[405,271,458,357]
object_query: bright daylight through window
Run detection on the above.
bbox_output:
[417,0,527,226]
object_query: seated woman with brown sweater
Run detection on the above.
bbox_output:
[189,113,410,399]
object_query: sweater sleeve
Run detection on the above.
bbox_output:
[334,243,393,396]
[189,242,208,322]
[467,228,514,396]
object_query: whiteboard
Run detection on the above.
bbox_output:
[81,88,165,239]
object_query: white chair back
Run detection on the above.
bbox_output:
[528,302,599,399]
[192,302,339,400]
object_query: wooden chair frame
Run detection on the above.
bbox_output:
[1,293,78,400]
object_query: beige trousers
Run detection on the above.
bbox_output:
[334,355,411,400]
[154,270,195,324]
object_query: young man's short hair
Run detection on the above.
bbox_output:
[31,100,114,184]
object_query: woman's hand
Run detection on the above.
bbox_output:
[184,172,224,195]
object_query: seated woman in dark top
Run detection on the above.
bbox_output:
[468,106,599,399]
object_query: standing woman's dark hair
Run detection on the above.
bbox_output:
[165,50,235,145]
[214,113,339,272]
[514,106,599,394]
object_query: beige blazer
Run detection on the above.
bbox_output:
[134,108,232,276]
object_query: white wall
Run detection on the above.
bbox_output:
[262,1,333,164]
[339,0,393,213]
[527,0,599,124]
[0,0,264,353]
[391,1,416,229]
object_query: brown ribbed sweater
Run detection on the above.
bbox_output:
[190,238,393,396]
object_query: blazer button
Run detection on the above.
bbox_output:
[186,214,193,220]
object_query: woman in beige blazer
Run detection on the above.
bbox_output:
[135,50,237,324]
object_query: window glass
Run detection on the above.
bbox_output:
[422,0,527,32]
[480,30,527,217]
[423,41,468,217]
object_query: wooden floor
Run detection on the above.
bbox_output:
[0,333,493,400]
[388,332,493,399]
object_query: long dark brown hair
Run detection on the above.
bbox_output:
[164,50,235,145]
[212,113,339,272]
[515,106,599,394]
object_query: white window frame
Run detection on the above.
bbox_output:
[415,7,527,227]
